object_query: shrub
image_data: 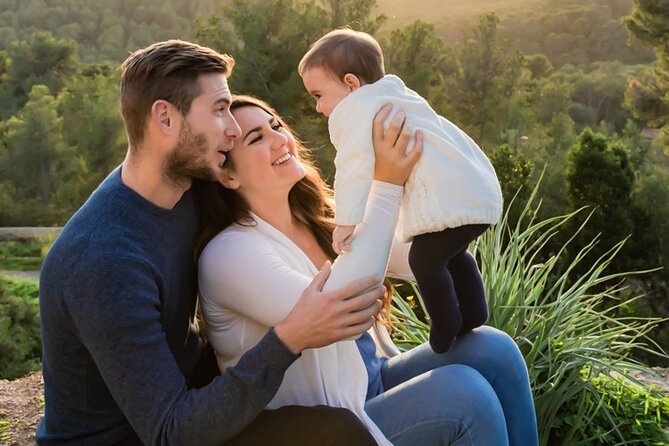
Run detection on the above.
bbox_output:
[554,369,669,444]
[0,239,45,271]
[390,181,669,445]
[0,275,41,379]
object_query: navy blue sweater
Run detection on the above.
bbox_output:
[37,168,297,445]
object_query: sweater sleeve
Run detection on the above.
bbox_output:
[330,98,377,226]
[66,256,296,446]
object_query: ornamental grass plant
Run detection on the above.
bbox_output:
[389,182,669,445]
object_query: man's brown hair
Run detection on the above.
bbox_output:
[298,29,384,84]
[120,39,234,148]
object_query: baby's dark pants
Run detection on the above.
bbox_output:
[408,223,490,353]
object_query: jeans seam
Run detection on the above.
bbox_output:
[387,416,473,445]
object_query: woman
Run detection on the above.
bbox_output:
[196,95,539,445]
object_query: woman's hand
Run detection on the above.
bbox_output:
[372,104,423,185]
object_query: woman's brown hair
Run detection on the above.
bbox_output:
[192,94,392,325]
[193,94,337,259]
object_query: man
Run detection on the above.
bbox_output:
[37,40,398,445]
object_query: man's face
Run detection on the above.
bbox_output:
[302,66,351,117]
[164,73,241,184]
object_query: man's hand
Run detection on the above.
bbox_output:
[332,225,355,254]
[372,104,422,185]
[274,261,384,354]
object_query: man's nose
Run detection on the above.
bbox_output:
[225,118,242,139]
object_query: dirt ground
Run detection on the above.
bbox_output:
[0,369,668,445]
[0,372,42,446]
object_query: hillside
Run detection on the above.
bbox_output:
[376,0,652,67]
[376,0,545,40]
[0,0,652,67]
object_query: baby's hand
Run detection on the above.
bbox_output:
[332,225,355,254]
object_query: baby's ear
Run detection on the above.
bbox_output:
[343,73,362,91]
[218,169,240,190]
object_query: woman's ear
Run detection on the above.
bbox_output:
[219,169,240,190]
[343,73,362,91]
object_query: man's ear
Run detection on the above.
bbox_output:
[343,73,362,91]
[151,100,179,135]
[219,169,240,190]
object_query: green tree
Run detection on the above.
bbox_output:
[383,20,447,105]
[565,129,635,272]
[320,0,386,32]
[59,69,126,194]
[0,85,82,224]
[196,0,386,179]
[442,13,527,146]
[489,144,533,227]
[1,31,79,118]
[623,0,669,150]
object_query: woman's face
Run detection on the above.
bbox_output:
[221,105,306,199]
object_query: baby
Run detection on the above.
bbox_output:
[299,28,503,353]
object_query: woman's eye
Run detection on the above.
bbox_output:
[249,135,262,144]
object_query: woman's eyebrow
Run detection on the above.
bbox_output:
[242,117,275,143]
[242,126,262,143]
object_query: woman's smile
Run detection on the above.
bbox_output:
[272,153,294,166]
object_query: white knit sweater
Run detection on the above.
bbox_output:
[198,182,411,446]
[329,75,503,242]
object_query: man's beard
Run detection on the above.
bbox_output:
[164,121,219,186]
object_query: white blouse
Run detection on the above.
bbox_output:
[198,181,412,445]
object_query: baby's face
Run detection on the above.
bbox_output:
[302,67,352,117]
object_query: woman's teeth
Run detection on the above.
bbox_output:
[272,154,292,165]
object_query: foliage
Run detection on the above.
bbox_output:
[193,0,388,180]
[0,238,48,270]
[383,20,447,103]
[440,14,528,145]
[0,0,217,63]
[623,0,669,153]
[565,129,635,274]
[391,180,669,445]
[500,0,654,68]
[0,275,41,380]
[489,144,533,227]
[0,31,79,119]
[0,84,85,225]
[554,369,669,444]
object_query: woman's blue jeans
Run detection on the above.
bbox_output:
[365,326,539,446]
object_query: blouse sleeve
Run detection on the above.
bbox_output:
[198,181,404,324]
[322,181,403,291]
[386,236,415,282]
[199,230,314,328]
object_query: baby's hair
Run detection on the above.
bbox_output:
[298,28,384,84]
